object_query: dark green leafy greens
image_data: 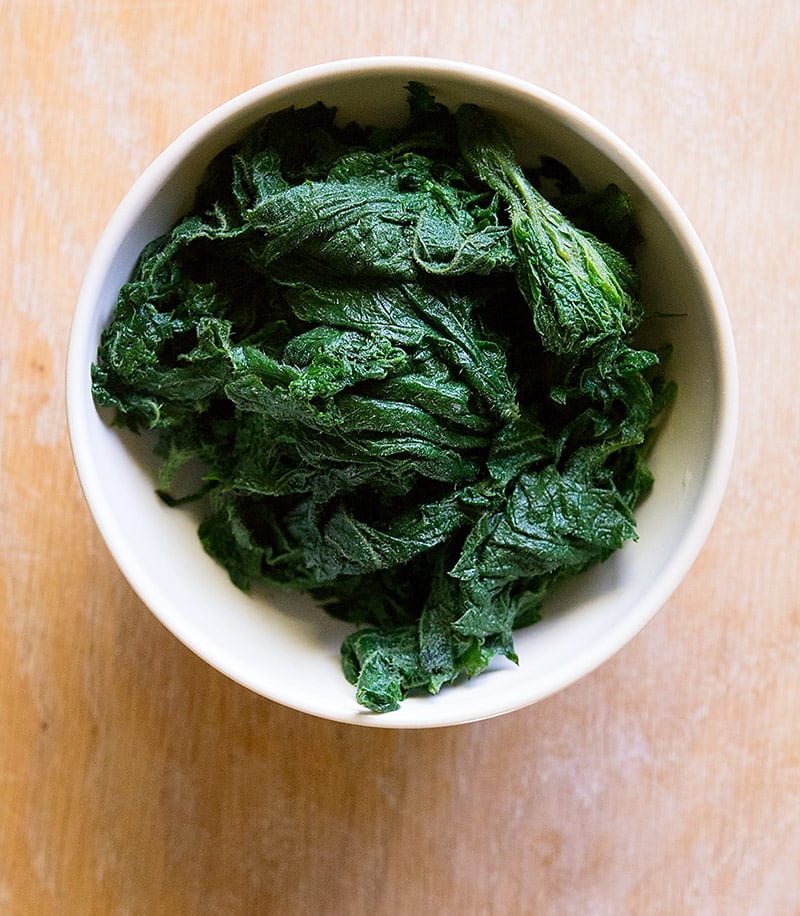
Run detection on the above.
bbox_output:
[92,85,674,712]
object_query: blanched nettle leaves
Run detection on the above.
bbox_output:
[197,496,269,591]
[450,455,638,612]
[244,176,422,279]
[340,626,427,712]
[413,210,514,276]
[340,600,517,713]
[93,86,674,712]
[242,168,516,283]
[339,561,524,712]
[456,104,641,357]
[92,293,235,430]
[217,325,498,492]
[274,277,519,422]
[302,495,465,582]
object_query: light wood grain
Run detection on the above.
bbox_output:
[3,2,799,913]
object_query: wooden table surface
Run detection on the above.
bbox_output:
[3,2,798,913]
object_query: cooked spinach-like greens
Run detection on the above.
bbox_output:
[92,84,674,711]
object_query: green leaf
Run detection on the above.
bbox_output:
[456,104,641,356]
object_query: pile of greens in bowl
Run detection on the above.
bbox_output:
[92,84,674,711]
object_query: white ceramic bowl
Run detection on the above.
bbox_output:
[66,57,737,728]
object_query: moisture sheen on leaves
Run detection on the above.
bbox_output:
[92,84,675,712]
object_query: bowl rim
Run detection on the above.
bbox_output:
[66,56,738,727]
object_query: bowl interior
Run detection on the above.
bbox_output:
[67,58,737,727]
